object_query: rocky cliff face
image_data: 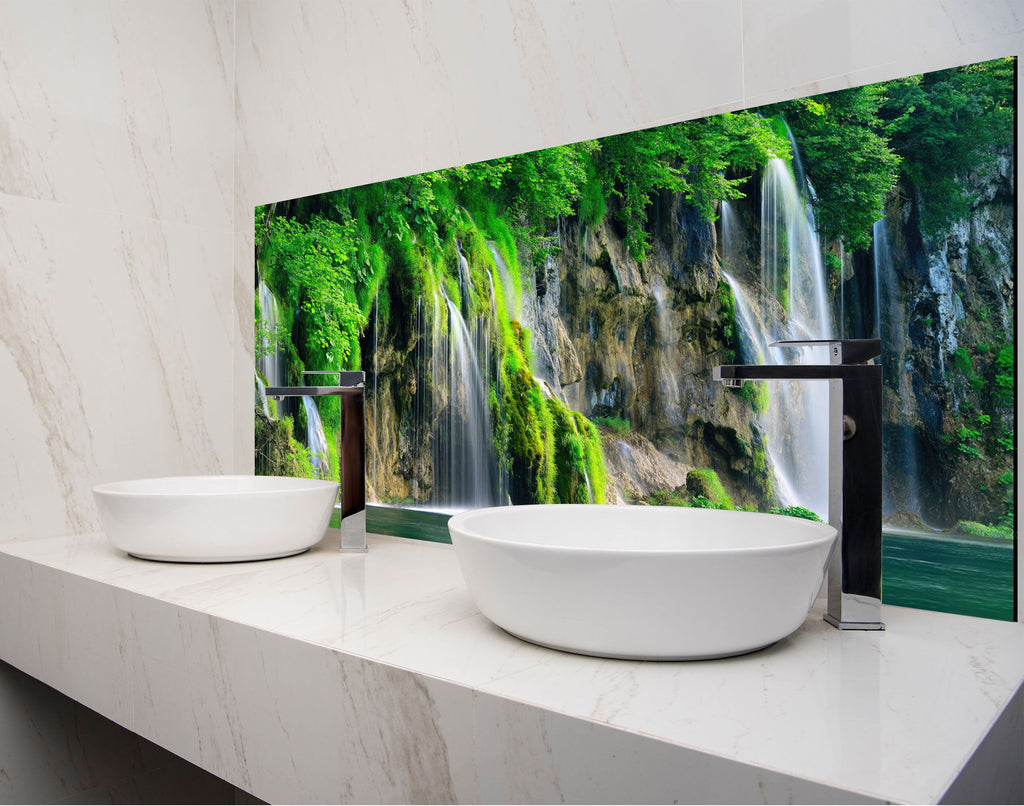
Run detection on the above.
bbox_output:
[521,192,771,509]
[866,147,1014,527]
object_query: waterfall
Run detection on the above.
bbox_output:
[257,278,286,388]
[761,158,832,337]
[257,277,330,478]
[582,465,594,504]
[430,282,502,509]
[302,396,330,478]
[650,276,683,425]
[488,243,519,318]
[255,374,270,417]
[874,218,922,517]
[719,155,834,519]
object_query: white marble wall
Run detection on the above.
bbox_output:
[0,0,236,543]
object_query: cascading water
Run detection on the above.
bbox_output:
[720,147,835,519]
[302,396,330,478]
[257,278,285,388]
[257,277,330,476]
[760,159,832,337]
[488,243,519,318]
[874,218,922,516]
[429,270,503,509]
[650,276,683,425]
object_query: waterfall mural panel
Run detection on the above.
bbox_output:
[254,57,1016,620]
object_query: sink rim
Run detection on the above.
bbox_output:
[449,503,837,556]
[93,474,338,497]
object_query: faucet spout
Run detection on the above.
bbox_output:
[713,338,884,631]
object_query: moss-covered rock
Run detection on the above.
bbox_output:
[685,468,734,509]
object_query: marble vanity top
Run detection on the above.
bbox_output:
[0,530,1022,803]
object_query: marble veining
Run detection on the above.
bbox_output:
[0,531,1021,803]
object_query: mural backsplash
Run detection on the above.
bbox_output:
[255,58,1016,619]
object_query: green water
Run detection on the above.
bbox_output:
[883,530,1016,621]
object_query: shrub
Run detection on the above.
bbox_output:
[955,520,1014,540]
[770,504,822,522]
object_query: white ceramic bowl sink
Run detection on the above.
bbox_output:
[448,505,837,660]
[93,475,338,562]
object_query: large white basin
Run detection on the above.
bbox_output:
[448,505,838,660]
[93,475,338,562]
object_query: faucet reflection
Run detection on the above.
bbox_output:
[267,371,367,553]
[714,339,884,630]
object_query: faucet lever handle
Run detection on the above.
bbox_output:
[770,339,880,365]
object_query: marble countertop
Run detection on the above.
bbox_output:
[1,530,1022,804]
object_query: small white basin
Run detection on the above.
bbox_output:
[448,505,837,660]
[93,475,338,562]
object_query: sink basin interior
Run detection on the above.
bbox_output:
[93,475,338,563]
[448,504,837,661]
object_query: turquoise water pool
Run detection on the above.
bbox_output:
[883,529,1016,621]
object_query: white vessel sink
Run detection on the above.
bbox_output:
[93,475,338,562]
[448,504,837,660]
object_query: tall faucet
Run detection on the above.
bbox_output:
[713,339,884,630]
[266,371,367,553]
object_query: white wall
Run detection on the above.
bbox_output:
[0,0,236,543]
[0,0,1020,800]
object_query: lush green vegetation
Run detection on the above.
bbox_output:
[764,57,1014,246]
[956,520,1014,541]
[770,505,822,522]
[254,108,799,500]
[592,416,631,435]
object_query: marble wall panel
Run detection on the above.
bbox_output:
[0,0,236,541]
[742,0,1024,106]
[233,0,745,212]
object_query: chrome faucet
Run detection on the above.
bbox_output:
[266,371,367,553]
[713,339,884,630]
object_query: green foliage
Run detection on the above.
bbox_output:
[765,89,901,250]
[738,380,769,414]
[259,213,368,368]
[769,505,823,522]
[592,416,631,435]
[955,520,1014,540]
[717,280,737,346]
[645,488,689,507]
[254,409,319,479]
[756,58,1013,247]
[689,494,728,510]
[994,345,1014,405]
[880,58,1015,235]
[596,112,788,260]
[547,400,606,504]
[951,423,984,459]
[685,468,733,510]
